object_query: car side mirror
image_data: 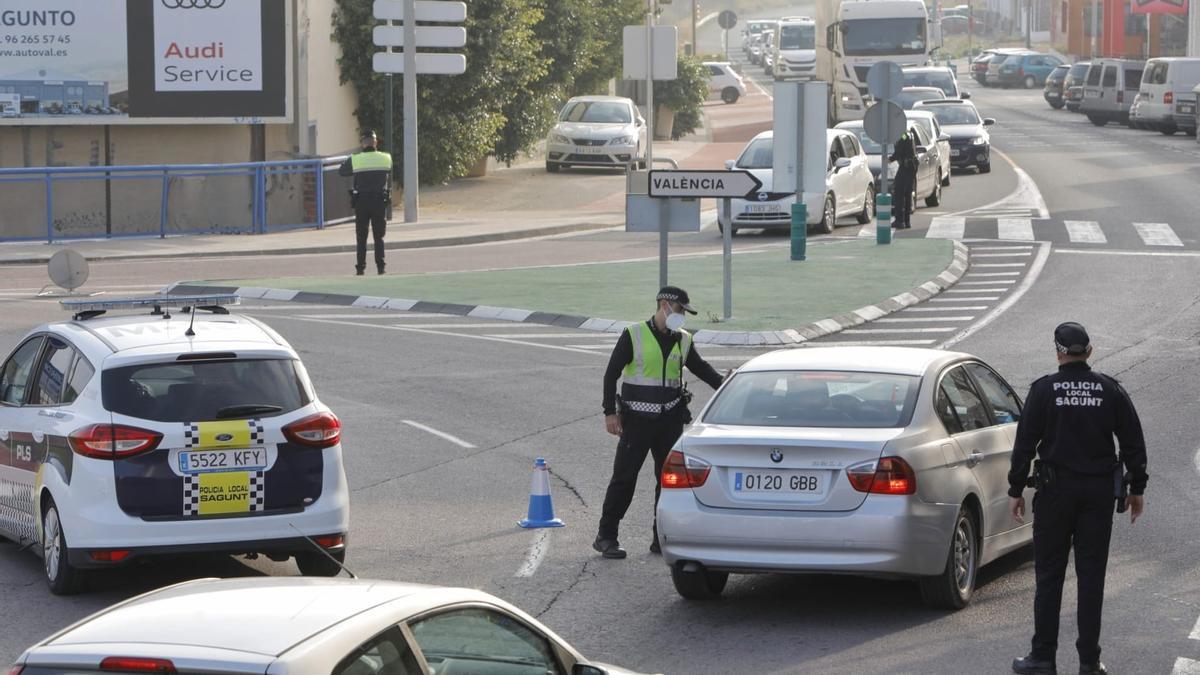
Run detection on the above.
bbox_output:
[636,118,644,127]
[834,157,852,169]
[916,145,928,154]
[983,118,996,126]
[573,666,607,675]
[724,159,736,170]
[961,91,972,99]
[939,133,951,141]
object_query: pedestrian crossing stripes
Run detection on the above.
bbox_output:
[903,218,1191,248]
[1064,220,1106,244]
[1133,222,1184,247]
[926,216,965,239]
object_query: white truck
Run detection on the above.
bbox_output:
[815,0,942,123]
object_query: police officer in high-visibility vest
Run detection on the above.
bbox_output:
[595,286,725,559]
[338,130,393,275]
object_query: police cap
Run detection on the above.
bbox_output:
[360,129,377,141]
[657,286,697,315]
[1054,321,1090,356]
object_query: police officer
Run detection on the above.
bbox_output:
[594,286,725,559]
[889,127,918,230]
[338,130,393,276]
[1009,322,1148,675]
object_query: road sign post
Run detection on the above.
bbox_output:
[718,11,737,62]
[865,61,905,245]
[648,169,762,320]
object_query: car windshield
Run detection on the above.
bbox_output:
[895,89,945,108]
[924,104,981,125]
[736,137,774,168]
[844,127,883,154]
[560,101,631,124]
[903,71,957,96]
[102,359,310,423]
[843,18,926,56]
[779,24,815,50]
[704,370,921,428]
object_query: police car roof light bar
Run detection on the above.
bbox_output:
[61,294,241,321]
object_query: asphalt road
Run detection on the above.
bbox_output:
[3,76,1200,675]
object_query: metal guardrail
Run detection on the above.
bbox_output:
[0,155,353,243]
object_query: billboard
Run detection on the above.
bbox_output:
[1131,0,1186,14]
[0,0,291,124]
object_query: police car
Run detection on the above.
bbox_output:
[0,295,350,594]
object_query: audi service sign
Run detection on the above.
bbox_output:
[0,0,290,124]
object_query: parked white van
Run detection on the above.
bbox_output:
[1080,58,1144,126]
[1133,57,1200,136]
[772,16,817,81]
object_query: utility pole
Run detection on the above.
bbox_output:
[1190,0,1200,57]
[692,0,698,56]
[402,0,418,223]
[1025,0,1033,48]
[1090,0,1099,57]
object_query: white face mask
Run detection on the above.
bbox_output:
[665,312,686,332]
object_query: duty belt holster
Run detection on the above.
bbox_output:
[1026,460,1057,491]
[1115,467,1131,513]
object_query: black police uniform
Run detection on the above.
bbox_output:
[890,130,918,229]
[1008,325,1148,673]
[596,289,724,558]
[338,135,392,275]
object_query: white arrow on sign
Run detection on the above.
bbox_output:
[647,170,763,198]
[373,0,466,22]
[374,25,466,48]
[373,52,467,75]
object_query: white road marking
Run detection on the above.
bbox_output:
[565,344,618,349]
[515,529,552,578]
[973,263,1027,267]
[957,280,1015,285]
[842,327,956,334]
[1190,611,1200,640]
[973,252,1033,258]
[875,316,975,322]
[997,218,1035,241]
[1134,222,1184,247]
[970,246,1033,251]
[1172,657,1200,675]
[1064,220,1107,244]
[486,333,606,339]
[818,339,937,345]
[1056,249,1200,258]
[905,305,989,311]
[951,148,1050,219]
[402,420,476,449]
[940,241,1051,349]
[298,313,441,319]
[931,296,1000,301]
[926,216,965,239]
[399,323,548,329]
[857,225,874,237]
[945,288,1011,293]
[966,272,1021,277]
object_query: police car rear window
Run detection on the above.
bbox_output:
[102,359,310,423]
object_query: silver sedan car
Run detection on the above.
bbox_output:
[657,346,1034,609]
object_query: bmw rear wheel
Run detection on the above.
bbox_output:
[925,175,942,207]
[43,500,84,595]
[671,564,729,600]
[919,507,978,610]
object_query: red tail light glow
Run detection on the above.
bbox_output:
[1164,91,1174,104]
[10,665,24,675]
[88,550,131,562]
[69,424,162,460]
[845,457,917,495]
[99,658,176,673]
[661,450,711,489]
[314,535,344,548]
[283,412,342,448]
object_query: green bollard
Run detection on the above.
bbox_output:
[790,201,807,261]
[876,193,892,245]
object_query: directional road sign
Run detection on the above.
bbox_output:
[373,0,466,22]
[866,61,904,101]
[718,10,738,29]
[647,170,762,198]
[374,25,467,48]
[864,100,906,145]
[373,53,467,75]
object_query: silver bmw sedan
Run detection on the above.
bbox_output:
[656,346,1035,609]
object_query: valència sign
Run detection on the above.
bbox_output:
[0,0,291,125]
[647,170,763,198]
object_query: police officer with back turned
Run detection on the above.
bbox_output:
[594,286,725,560]
[890,127,918,230]
[339,130,392,276]
[1009,322,1148,675]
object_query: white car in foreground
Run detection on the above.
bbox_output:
[545,96,646,172]
[717,129,876,235]
[9,577,654,675]
[657,346,1034,609]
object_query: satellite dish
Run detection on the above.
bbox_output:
[43,249,90,295]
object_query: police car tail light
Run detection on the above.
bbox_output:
[662,450,711,489]
[69,424,163,460]
[99,657,176,673]
[283,412,342,448]
[846,457,917,495]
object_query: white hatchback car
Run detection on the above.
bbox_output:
[0,295,350,594]
[717,129,876,235]
[704,61,747,104]
[10,577,654,675]
[545,96,646,172]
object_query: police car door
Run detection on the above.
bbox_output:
[0,335,47,545]
[24,338,90,521]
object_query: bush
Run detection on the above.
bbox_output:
[653,55,709,140]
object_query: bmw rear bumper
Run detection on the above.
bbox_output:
[656,490,959,578]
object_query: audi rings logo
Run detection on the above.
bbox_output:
[161,0,226,9]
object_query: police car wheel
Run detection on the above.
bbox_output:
[918,507,978,610]
[295,548,346,577]
[42,501,84,595]
[670,564,728,600]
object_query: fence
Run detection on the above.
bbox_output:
[0,155,356,243]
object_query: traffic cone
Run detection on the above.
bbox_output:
[518,457,565,528]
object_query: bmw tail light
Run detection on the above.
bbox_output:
[845,457,917,495]
[283,412,342,448]
[100,658,176,673]
[662,450,711,489]
[10,665,24,675]
[69,424,162,460]
[1164,91,1173,104]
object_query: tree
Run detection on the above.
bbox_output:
[654,55,709,140]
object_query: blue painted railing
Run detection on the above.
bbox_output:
[0,155,352,243]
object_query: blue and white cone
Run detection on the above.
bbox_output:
[518,457,564,528]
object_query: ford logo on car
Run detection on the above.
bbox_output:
[216,433,234,442]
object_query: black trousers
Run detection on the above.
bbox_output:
[597,412,685,540]
[1030,473,1115,665]
[891,167,916,227]
[355,200,387,271]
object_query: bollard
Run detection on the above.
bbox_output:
[790,201,807,261]
[876,193,892,245]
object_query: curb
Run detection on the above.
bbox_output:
[170,241,970,345]
[0,220,622,266]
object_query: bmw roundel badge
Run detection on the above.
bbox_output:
[770,449,783,463]
[216,433,234,442]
